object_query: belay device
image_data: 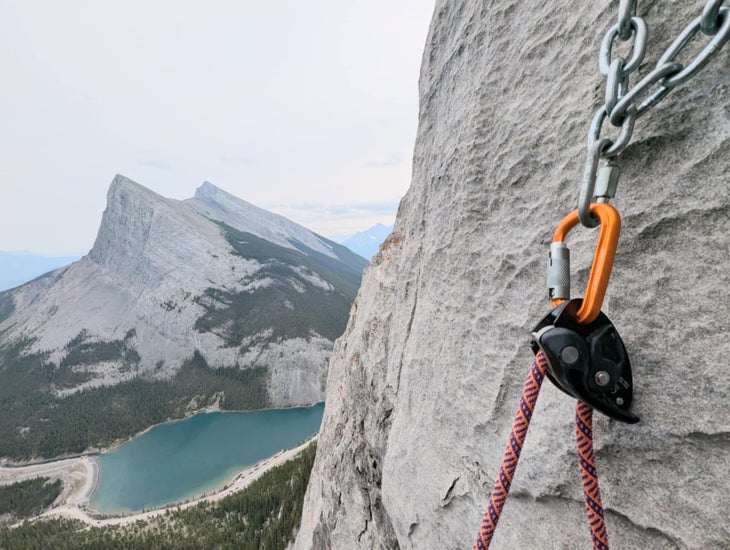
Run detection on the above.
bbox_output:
[531,299,638,424]
[532,203,638,425]
[473,1,729,549]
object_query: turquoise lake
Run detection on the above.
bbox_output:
[89,403,324,514]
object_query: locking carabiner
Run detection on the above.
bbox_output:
[536,202,637,423]
[547,202,621,324]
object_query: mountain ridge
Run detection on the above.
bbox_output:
[0,175,366,459]
[0,252,82,292]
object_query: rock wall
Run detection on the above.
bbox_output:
[297,1,729,548]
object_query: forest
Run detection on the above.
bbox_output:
[0,343,269,460]
[0,442,317,549]
[0,477,62,527]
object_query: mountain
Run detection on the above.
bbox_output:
[296,1,729,548]
[0,175,367,460]
[0,252,82,292]
[339,223,393,260]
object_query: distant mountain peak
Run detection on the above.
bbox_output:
[340,223,394,260]
[194,181,234,201]
[110,174,162,198]
[90,175,185,271]
[0,175,368,458]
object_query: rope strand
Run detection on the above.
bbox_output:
[576,401,609,550]
[473,354,611,549]
[473,351,549,549]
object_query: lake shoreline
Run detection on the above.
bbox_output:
[1,436,316,528]
[87,404,323,514]
[22,436,317,528]
[0,455,98,516]
[1,403,323,527]
[0,400,325,467]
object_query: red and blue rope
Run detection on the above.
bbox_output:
[473,351,548,550]
[576,401,608,550]
[473,351,609,549]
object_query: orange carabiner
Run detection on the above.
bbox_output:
[551,203,621,324]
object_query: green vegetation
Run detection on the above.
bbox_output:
[0,344,269,460]
[60,330,140,369]
[222,223,366,299]
[0,477,62,527]
[195,267,353,344]
[0,442,317,549]
[0,223,361,463]
[194,224,364,346]
[288,235,367,297]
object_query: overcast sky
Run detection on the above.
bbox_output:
[0,1,435,254]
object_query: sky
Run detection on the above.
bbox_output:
[0,1,435,255]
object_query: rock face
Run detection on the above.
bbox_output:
[297,1,729,549]
[0,175,366,408]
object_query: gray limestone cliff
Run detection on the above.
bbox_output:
[0,175,366,411]
[297,1,729,549]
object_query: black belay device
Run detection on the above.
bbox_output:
[531,298,638,424]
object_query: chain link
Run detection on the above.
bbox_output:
[702,0,725,33]
[599,16,648,76]
[609,61,682,125]
[618,0,638,40]
[658,7,730,87]
[578,0,729,227]
[604,58,628,116]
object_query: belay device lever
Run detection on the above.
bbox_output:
[533,202,638,423]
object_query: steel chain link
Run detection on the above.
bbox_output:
[617,0,638,40]
[578,0,730,228]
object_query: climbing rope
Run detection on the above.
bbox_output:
[472,357,610,550]
[472,2,728,547]
[474,203,630,549]
[576,402,608,550]
[473,352,548,550]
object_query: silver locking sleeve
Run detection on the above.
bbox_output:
[547,242,570,301]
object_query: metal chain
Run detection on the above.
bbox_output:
[578,0,730,228]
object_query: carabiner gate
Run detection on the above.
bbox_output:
[548,202,621,324]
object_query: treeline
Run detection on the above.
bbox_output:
[0,345,269,460]
[0,477,62,527]
[0,442,317,549]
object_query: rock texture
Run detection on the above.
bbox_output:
[0,176,366,406]
[297,1,729,548]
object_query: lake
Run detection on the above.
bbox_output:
[89,403,324,514]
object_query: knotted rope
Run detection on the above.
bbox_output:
[473,351,608,549]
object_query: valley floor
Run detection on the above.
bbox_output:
[0,437,315,528]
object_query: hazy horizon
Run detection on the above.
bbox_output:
[1,1,435,255]
[0,176,394,256]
